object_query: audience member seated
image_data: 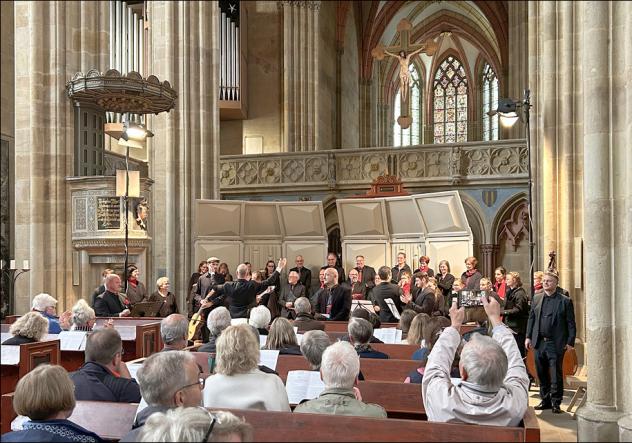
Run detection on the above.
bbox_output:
[398,309,416,341]
[294,341,387,418]
[70,328,141,403]
[265,317,302,355]
[94,274,131,318]
[405,312,429,347]
[248,305,271,336]
[139,407,252,443]
[300,330,331,370]
[147,277,179,317]
[422,295,529,426]
[292,297,325,332]
[160,314,189,351]
[412,315,448,361]
[347,318,388,359]
[339,309,383,344]
[31,293,63,334]
[120,352,203,442]
[1,365,102,443]
[69,299,98,331]
[2,312,49,345]
[203,325,291,411]
[198,307,231,353]
[460,256,482,291]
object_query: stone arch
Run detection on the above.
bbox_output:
[492,192,531,286]
[459,192,488,263]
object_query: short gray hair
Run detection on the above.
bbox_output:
[460,333,508,391]
[139,407,253,442]
[300,330,330,370]
[293,297,311,315]
[347,317,373,345]
[70,299,95,329]
[207,307,231,337]
[137,352,196,406]
[236,264,248,279]
[31,293,57,311]
[161,314,188,345]
[85,328,122,365]
[248,306,271,329]
[320,341,360,389]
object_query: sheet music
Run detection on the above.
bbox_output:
[58,331,88,351]
[372,327,402,344]
[231,318,248,326]
[114,325,136,340]
[127,362,143,381]
[259,349,280,371]
[295,333,303,345]
[1,345,20,365]
[285,370,325,405]
[384,298,401,320]
[259,335,268,349]
[293,326,298,335]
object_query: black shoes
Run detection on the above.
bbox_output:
[552,405,562,414]
[535,401,552,410]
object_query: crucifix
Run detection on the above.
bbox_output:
[372,19,438,129]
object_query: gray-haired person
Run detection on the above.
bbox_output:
[160,314,189,351]
[300,330,330,370]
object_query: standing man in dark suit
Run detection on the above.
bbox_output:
[315,268,351,321]
[526,271,576,414]
[371,266,403,323]
[321,252,346,285]
[354,255,377,300]
[210,258,287,318]
[94,274,131,317]
[290,255,312,296]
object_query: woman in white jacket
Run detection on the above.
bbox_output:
[202,324,290,412]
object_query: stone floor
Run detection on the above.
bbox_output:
[528,387,580,442]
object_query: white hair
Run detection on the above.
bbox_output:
[236,264,248,278]
[347,317,373,345]
[160,314,188,345]
[31,293,57,311]
[248,306,271,329]
[293,297,311,315]
[460,333,508,391]
[320,341,360,389]
[139,407,252,442]
[70,299,95,328]
[300,330,330,370]
[207,307,231,337]
[137,352,196,406]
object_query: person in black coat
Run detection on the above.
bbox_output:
[391,252,412,283]
[289,255,312,296]
[315,268,352,321]
[435,260,455,299]
[210,258,287,318]
[526,272,576,413]
[371,266,403,323]
[503,272,530,357]
[94,274,131,317]
[460,256,482,290]
[401,272,436,316]
[91,268,113,307]
[354,255,377,300]
[320,252,346,285]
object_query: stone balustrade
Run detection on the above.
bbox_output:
[219,139,528,194]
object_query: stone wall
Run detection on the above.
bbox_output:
[1,1,14,139]
[340,4,359,149]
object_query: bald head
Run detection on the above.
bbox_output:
[160,314,188,349]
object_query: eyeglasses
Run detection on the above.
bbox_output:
[179,377,205,391]
[197,407,220,442]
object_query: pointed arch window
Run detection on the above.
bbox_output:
[433,56,468,144]
[393,63,422,147]
[482,63,499,141]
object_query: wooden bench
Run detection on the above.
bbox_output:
[354,381,424,420]
[371,343,418,359]
[94,318,163,361]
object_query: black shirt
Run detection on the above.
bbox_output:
[539,292,558,339]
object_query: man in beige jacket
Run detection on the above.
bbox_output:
[422,295,529,426]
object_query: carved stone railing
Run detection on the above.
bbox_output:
[219,139,528,195]
[104,150,149,177]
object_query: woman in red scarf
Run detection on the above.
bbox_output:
[460,256,482,290]
[126,265,148,306]
[493,266,508,300]
[414,255,434,277]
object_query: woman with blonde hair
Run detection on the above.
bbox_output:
[147,277,178,317]
[405,313,430,346]
[265,317,301,355]
[202,325,290,411]
[2,312,49,345]
[1,365,102,442]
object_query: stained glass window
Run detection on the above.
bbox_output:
[482,63,499,141]
[433,56,468,143]
[393,63,422,146]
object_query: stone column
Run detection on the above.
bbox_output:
[479,244,499,280]
[359,78,372,147]
[13,1,109,313]
[148,1,221,312]
[575,1,624,441]
[506,1,528,140]
[279,1,320,152]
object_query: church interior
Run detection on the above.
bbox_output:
[0,0,631,441]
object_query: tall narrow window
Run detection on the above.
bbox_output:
[393,64,422,146]
[482,63,499,141]
[433,56,468,144]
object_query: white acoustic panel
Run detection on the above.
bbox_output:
[197,202,241,237]
[390,242,424,271]
[338,201,387,237]
[244,204,281,237]
[194,241,243,275]
[385,199,425,236]
[415,194,468,235]
[425,239,472,279]
[284,242,328,288]
[244,243,283,274]
[342,242,389,279]
[279,204,326,237]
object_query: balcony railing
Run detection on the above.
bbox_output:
[219,139,528,195]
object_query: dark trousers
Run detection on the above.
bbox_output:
[534,340,565,406]
[514,332,526,358]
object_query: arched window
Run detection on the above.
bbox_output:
[481,63,499,141]
[393,63,422,146]
[433,56,468,144]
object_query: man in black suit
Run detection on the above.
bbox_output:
[371,266,403,323]
[354,255,377,300]
[526,271,576,414]
[320,252,346,285]
[94,274,131,317]
[210,258,287,318]
[315,268,351,321]
[289,255,312,296]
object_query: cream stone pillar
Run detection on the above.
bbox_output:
[575,1,627,441]
[506,1,528,140]
[279,1,320,152]
[148,1,221,312]
[13,1,109,313]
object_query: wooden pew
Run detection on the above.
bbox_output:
[1,315,20,325]
[94,318,162,361]
[371,343,418,359]
[324,321,399,333]
[353,381,423,420]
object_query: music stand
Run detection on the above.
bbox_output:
[351,300,376,314]
[130,301,164,317]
